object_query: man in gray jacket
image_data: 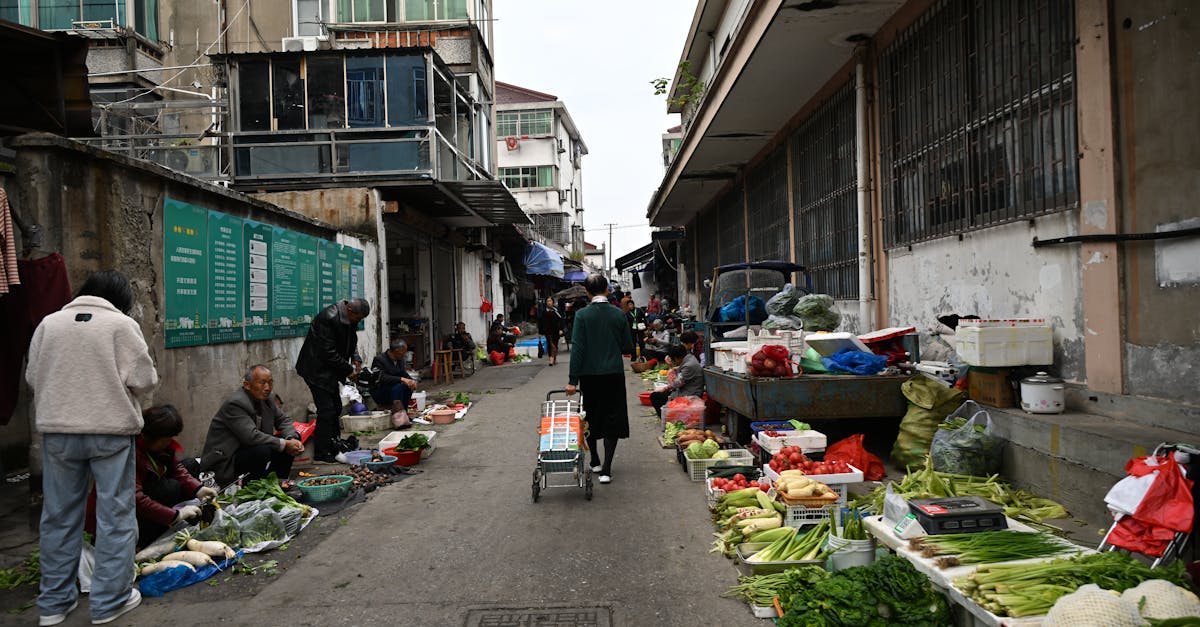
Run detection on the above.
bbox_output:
[200,365,302,485]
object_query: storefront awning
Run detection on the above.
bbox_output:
[523,242,564,278]
[615,242,655,272]
[383,180,530,229]
[442,180,531,227]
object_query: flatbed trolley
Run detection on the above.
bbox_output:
[532,390,593,501]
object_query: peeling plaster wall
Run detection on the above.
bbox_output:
[8,135,380,459]
[886,212,1085,381]
[1113,0,1200,404]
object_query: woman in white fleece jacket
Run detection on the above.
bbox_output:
[26,270,158,626]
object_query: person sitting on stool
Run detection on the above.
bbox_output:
[371,339,417,414]
[200,365,303,485]
[650,343,705,419]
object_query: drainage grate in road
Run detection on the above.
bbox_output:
[464,607,612,627]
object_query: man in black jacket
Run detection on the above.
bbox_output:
[296,298,369,462]
[370,339,417,413]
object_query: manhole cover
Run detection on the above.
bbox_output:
[464,607,612,627]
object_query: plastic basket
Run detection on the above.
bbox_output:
[378,430,437,460]
[297,475,353,503]
[676,439,740,467]
[340,411,390,432]
[363,455,397,472]
[783,501,837,528]
[684,448,755,482]
[762,463,862,490]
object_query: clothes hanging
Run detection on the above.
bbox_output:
[0,189,20,294]
[0,252,72,424]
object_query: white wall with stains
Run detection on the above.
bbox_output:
[886,211,1085,381]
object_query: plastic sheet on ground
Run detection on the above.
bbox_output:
[138,550,245,597]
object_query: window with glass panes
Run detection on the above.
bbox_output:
[11,0,158,40]
[499,166,554,189]
[496,110,552,137]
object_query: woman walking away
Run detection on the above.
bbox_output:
[26,270,158,625]
[566,274,634,484]
[538,297,563,366]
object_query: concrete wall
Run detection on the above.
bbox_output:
[1112,0,1200,403]
[886,212,1085,381]
[455,249,498,344]
[7,134,380,458]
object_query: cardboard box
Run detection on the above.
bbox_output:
[969,369,1014,408]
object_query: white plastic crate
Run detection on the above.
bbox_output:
[783,501,838,528]
[755,430,827,455]
[763,464,855,504]
[685,449,755,482]
[340,411,390,432]
[712,347,749,374]
[747,329,807,358]
[956,322,1052,366]
[378,429,437,459]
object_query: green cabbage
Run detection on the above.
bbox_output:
[701,439,720,456]
[685,441,708,459]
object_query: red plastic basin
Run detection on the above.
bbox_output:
[638,391,653,406]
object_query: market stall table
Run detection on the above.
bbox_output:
[703,368,908,440]
[863,515,1094,627]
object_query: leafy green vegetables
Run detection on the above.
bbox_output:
[395,433,429,452]
[662,421,686,444]
[909,530,1076,567]
[724,565,828,608]
[776,555,950,626]
[0,549,39,589]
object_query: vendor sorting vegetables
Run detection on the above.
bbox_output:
[199,365,303,486]
[295,297,368,463]
[86,406,218,548]
[649,344,704,419]
[369,339,417,417]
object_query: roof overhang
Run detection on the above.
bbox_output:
[383,179,530,228]
[615,242,655,272]
[648,0,902,227]
[0,21,94,137]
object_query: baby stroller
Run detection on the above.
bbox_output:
[1098,442,1199,567]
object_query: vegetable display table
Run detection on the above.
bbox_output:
[863,515,1094,627]
[702,368,908,441]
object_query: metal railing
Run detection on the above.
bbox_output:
[746,145,789,262]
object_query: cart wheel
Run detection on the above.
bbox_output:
[531,469,542,503]
[584,474,593,500]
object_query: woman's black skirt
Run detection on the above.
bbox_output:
[578,373,629,439]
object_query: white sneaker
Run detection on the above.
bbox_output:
[590,465,603,473]
[39,600,77,626]
[598,475,612,484]
[91,588,141,625]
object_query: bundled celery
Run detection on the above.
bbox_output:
[837,509,868,540]
[746,519,834,563]
[955,552,1191,618]
[909,530,1076,568]
[851,456,1068,532]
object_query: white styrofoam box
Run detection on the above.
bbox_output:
[956,324,1052,366]
[378,429,437,459]
[514,345,540,358]
[805,332,871,357]
[713,347,749,373]
[763,463,863,491]
[755,430,827,455]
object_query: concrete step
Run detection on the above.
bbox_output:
[986,406,1198,529]
[1066,386,1200,437]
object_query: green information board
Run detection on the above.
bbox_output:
[207,210,244,343]
[318,239,338,310]
[295,233,319,334]
[163,198,209,348]
[271,227,301,338]
[162,202,363,347]
[244,221,274,341]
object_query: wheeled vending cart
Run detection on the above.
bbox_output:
[532,390,593,502]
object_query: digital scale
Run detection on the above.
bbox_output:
[907,496,1008,535]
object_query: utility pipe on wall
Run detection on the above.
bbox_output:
[855,54,873,332]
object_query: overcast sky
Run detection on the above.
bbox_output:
[492,0,696,264]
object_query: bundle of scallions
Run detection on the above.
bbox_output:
[954,551,1190,618]
[723,565,828,609]
[908,530,1077,568]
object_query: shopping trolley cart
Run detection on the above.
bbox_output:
[532,390,593,502]
[1098,442,1199,567]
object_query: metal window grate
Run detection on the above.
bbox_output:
[718,184,746,266]
[879,0,1078,247]
[532,212,570,245]
[747,146,790,262]
[792,81,859,299]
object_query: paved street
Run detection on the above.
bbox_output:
[3,350,760,626]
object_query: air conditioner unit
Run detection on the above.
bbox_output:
[556,139,566,154]
[164,147,216,177]
[282,36,318,52]
[557,190,569,203]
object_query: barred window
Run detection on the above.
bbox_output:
[496,110,552,137]
[531,212,570,244]
[879,0,1077,247]
[499,165,554,189]
[747,146,790,262]
[792,81,858,299]
[718,184,746,266]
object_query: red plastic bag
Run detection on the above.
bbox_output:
[1125,455,1194,534]
[489,351,505,365]
[760,344,789,361]
[292,421,316,444]
[825,434,886,481]
[508,347,517,358]
[1107,516,1179,557]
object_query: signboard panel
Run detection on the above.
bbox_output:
[207,211,244,343]
[163,198,209,347]
[271,227,301,338]
[295,233,319,334]
[243,221,274,341]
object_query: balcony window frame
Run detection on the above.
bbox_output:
[499,165,554,190]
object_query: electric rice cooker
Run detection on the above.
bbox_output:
[1019,371,1065,414]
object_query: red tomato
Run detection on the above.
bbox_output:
[733,474,746,483]
[789,453,803,465]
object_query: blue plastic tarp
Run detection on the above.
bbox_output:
[523,243,564,278]
[138,551,245,597]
